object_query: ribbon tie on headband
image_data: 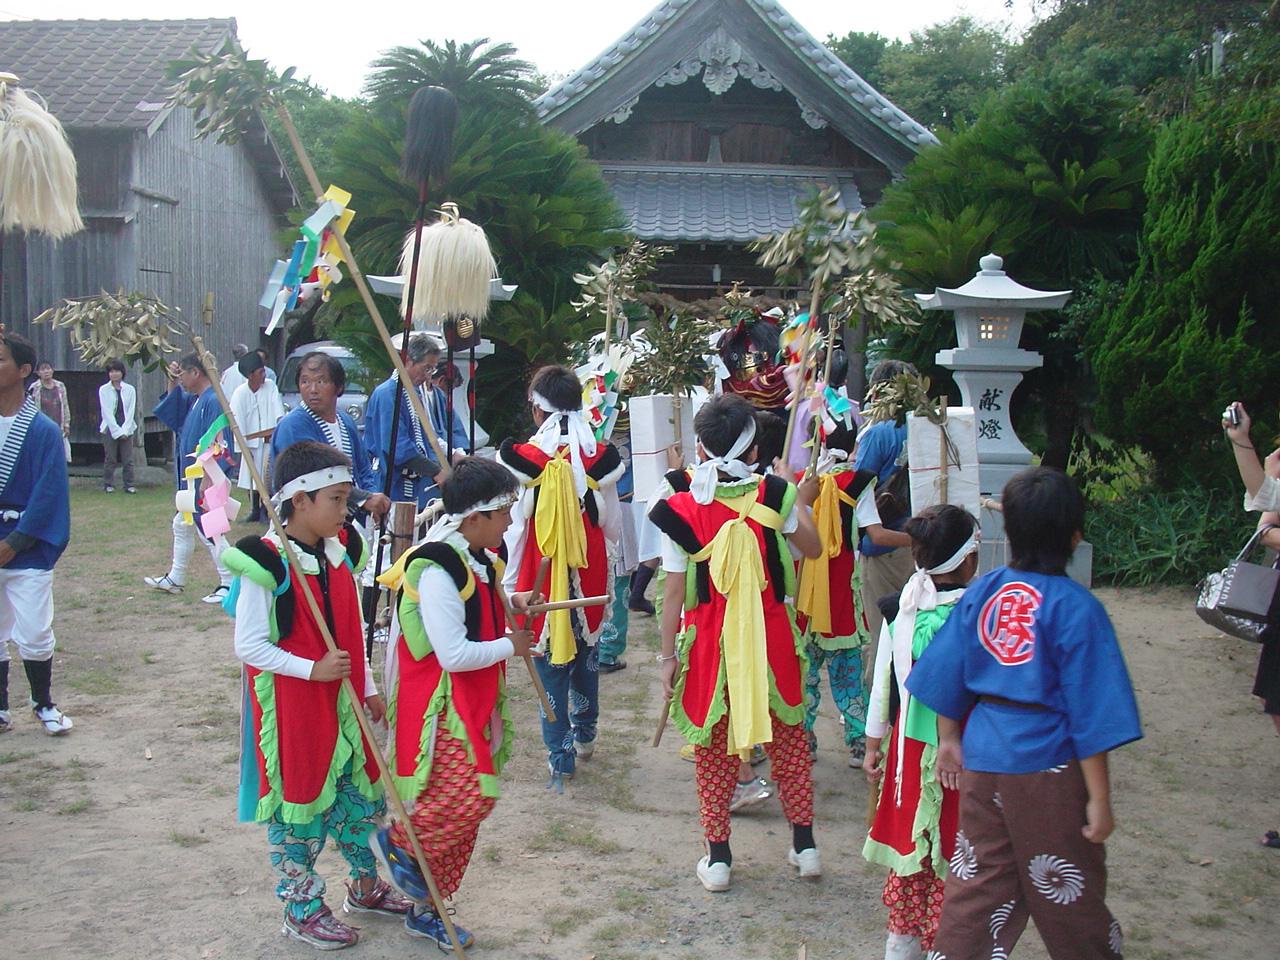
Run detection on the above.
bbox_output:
[690,419,757,505]
[690,486,782,754]
[530,450,589,665]
[531,392,597,497]
[796,472,859,635]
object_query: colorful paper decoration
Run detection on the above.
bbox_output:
[172,414,241,538]
[260,185,354,334]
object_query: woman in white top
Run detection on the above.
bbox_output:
[98,359,138,493]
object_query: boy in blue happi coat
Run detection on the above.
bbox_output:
[0,331,72,735]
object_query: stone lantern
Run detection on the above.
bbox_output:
[917,253,1071,496]
[917,254,1090,581]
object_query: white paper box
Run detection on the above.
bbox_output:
[907,407,981,519]
[631,392,701,503]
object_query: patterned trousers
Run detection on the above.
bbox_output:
[885,869,946,949]
[533,634,599,776]
[266,773,383,921]
[694,709,813,843]
[803,642,867,743]
[390,727,496,900]
[597,574,630,665]
[932,762,1123,960]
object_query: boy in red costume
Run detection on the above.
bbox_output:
[649,394,822,891]
[499,365,624,782]
[371,457,538,948]
[225,441,410,950]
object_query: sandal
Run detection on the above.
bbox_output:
[1261,830,1280,849]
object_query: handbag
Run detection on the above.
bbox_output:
[1196,526,1279,642]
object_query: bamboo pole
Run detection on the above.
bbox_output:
[938,397,949,504]
[493,556,556,723]
[805,312,842,477]
[190,336,468,959]
[652,695,671,748]
[272,104,451,477]
[522,595,608,615]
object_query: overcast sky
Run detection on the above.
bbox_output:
[0,1,1037,98]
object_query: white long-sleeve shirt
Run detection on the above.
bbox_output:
[1245,474,1280,512]
[233,573,378,698]
[416,563,514,671]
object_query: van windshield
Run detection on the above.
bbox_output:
[280,353,373,395]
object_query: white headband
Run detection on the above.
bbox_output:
[273,465,353,505]
[924,532,979,576]
[420,493,517,543]
[690,417,757,505]
[531,389,598,497]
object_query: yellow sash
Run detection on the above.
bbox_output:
[529,450,589,665]
[690,488,783,754]
[796,473,859,635]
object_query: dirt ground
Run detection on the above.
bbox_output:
[1,482,1277,959]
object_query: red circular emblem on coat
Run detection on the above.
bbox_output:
[978,581,1043,666]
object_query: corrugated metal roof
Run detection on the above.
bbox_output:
[0,18,234,128]
[600,163,862,243]
[536,0,936,150]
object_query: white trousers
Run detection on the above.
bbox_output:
[0,568,56,662]
[167,512,231,587]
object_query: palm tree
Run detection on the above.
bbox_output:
[362,38,539,117]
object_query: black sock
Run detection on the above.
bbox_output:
[24,658,53,709]
[0,659,8,711]
[629,565,655,604]
[792,823,815,853]
[708,840,732,866]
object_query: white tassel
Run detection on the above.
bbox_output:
[398,202,496,325]
[0,76,83,240]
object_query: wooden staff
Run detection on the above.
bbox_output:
[652,695,671,748]
[493,556,556,722]
[271,105,450,475]
[805,312,843,477]
[190,336,468,960]
[522,595,608,615]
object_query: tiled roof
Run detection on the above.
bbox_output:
[0,18,234,128]
[599,162,862,243]
[536,0,936,150]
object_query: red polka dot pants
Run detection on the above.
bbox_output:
[694,709,813,842]
[389,727,496,899]
[884,869,946,949]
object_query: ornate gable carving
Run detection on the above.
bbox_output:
[655,26,782,95]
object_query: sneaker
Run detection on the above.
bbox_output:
[598,659,627,673]
[202,585,230,605]
[104,485,115,493]
[679,743,696,762]
[404,905,475,949]
[788,846,822,878]
[0,710,11,733]
[32,704,73,736]
[124,486,138,495]
[547,759,574,781]
[730,776,775,813]
[575,738,595,760]
[368,827,428,903]
[144,575,183,594]
[849,740,866,767]
[281,905,358,950]
[696,855,731,892]
[343,877,413,917]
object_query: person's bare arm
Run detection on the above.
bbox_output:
[1224,402,1266,496]
[1079,752,1115,844]
[866,524,912,549]
[935,715,964,791]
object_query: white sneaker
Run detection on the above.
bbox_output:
[788,846,821,878]
[202,585,230,605]
[730,776,775,813]
[0,710,11,733]
[885,932,924,960]
[575,739,595,760]
[696,855,731,892]
[32,704,73,735]
[144,575,183,594]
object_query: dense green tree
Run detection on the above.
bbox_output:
[265,81,363,192]
[1088,95,1280,484]
[320,39,626,442]
[873,73,1149,466]
[825,30,892,91]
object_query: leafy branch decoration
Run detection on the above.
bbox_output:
[166,39,296,145]
[33,290,183,370]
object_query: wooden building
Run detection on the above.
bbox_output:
[536,0,936,299]
[0,18,296,448]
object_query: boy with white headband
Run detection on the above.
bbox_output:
[223,441,411,950]
[650,393,822,892]
[863,504,979,960]
[370,456,538,948]
[906,468,1141,960]
[499,364,623,782]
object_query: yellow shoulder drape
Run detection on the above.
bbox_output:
[796,473,859,635]
[529,450,589,664]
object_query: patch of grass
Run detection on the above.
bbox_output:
[15,797,39,812]
[527,817,623,856]
[481,846,501,864]
[169,831,210,848]
[1188,913,1225,929]
[141,651,159,665]
[547,905,593,938]
[66,757,92,782]
[67,665,124,696]
[57,798,93,816]
[612,886,651,912]
[0,750,37,765]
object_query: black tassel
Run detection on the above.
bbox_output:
[401,85,458,186]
